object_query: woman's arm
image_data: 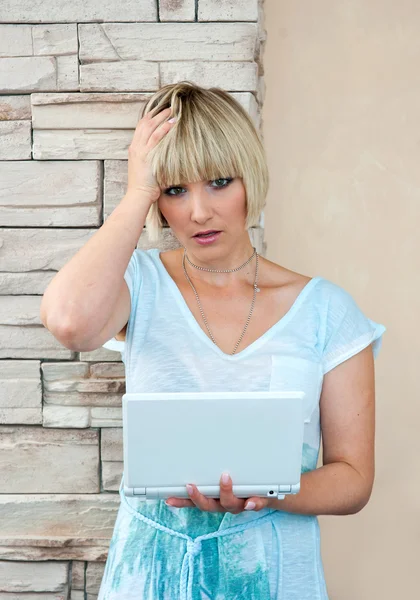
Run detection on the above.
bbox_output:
[40,191,150,348]
[268,345,376,515]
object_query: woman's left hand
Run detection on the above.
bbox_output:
[165,473,272,514]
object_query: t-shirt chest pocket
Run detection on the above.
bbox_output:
[269,355,323,423]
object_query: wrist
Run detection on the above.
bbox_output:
[123,189,155,207]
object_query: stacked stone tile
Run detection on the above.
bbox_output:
[0,0,267,596]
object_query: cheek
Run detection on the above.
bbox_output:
[157,198,172,218]
[158,200,184,228]
[225,184,247,213]
[221,196,247,222]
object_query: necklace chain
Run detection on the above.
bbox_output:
[182,247,260,355]
[185,247,256,273]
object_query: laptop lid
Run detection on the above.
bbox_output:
[122,391,305,501]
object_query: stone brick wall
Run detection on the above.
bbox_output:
[0,1,267,596]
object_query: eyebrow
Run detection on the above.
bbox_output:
[165,178,227,187]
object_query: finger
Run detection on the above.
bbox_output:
[219,473,243,513]
[145,118,175,151]
[134,107,172,144]
[148,105,172,121]
[186,484,223,513]
[166,497,195,508]
[244,496,269,512]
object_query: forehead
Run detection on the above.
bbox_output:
[155,127,240,188]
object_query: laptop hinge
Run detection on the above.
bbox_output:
[123,486,146,497]
[279,484,292,492]
[277,482,300,500]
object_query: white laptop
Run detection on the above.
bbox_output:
[122,391,305,501]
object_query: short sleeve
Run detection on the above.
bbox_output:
[101,248,140,356]
[320,282,386,375]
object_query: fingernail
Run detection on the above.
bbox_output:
[168,117,177,123]
[221,472,230,484]
[186,484,194,495]
[245,502,256,511]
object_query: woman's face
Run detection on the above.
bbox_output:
[157,177,248,252]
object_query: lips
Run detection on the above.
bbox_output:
[194,230,220,237]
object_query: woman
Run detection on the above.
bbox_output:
[41,81,386,599]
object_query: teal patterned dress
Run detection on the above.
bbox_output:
[98,248,386,599]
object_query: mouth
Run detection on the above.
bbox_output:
[193,230,221,238]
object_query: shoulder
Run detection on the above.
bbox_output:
[260,257,362,324]
[257,254,311,289]
[257,255,321,309]
[310,277,362,315]
[264,259,355,308]
[263,259,348,302]
[125,247,161,277]
[157,247,179,273]
[130,247,157,263]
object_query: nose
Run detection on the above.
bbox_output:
[189,191,213,223]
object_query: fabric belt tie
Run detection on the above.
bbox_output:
[119,480,276,600]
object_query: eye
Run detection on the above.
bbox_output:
[211,177,234,189]
[163,178,234,196]
[163,185,184,196]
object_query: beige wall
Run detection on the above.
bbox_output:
[262,1,418,598]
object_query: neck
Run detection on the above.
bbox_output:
[182,242,257,287]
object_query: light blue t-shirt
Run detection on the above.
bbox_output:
[99,247,386,600]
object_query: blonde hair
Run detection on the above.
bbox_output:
[141,81,269,243]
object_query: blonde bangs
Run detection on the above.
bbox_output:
[142,82,268,243]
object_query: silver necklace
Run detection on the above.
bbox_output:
[182,247,260,355]
[185,246,257,273]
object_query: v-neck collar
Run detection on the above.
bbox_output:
[152,248,322,362]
